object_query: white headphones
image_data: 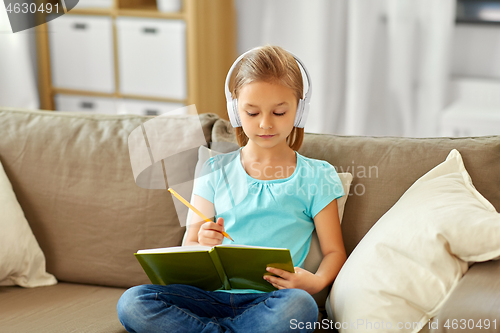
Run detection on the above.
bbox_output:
[224,48,312,129]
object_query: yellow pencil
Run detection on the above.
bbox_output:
[168,188,234,242]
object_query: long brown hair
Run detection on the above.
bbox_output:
[230,45,305,151]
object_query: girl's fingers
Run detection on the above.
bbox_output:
[201,221,224,233]
[264,275,286,290]
[202,229,224,239]
[266,267,292,279]
[264,275,287,288]
[198,227,224,246]
[199,237,221,246]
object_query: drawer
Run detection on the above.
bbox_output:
[48,15,115,93]
[55,94,117,114]
[116,17,187,100]
[117,99,186,116]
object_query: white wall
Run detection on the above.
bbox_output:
[442,23,500,137]
[236,3,500,83]
[452,24,500,79]
[0,5,39,109]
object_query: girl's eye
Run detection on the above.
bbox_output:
[245,112,286,117]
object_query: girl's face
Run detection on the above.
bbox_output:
[237,80,297,149]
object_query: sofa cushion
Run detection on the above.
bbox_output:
[212,119,500,256]
[0,283,126,333]
[432,260,500,333]
[0,108,218,288]
[0,159,56,287]
[329,149,500,332]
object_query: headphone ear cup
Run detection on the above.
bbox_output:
[232,99,241,127]
[227,97,240,127]
[294,99,304,128]
[298,100,310,128]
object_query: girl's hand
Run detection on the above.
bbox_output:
[264,266,325,295]
[198,217,225,247]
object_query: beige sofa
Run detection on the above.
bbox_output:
[0,107,499,333]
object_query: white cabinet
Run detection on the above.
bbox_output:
[37,0,235,119]
[116,17,187,100]
[55,94,117,114]
[48,15,115,93]
[117,99,186,116]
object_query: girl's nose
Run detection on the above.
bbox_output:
[260,123,273,130]
[259,115,273,130]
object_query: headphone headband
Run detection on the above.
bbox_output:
[224,47,312,128]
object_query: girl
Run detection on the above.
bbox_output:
[117,45,347,333]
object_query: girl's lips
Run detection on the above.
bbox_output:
[259,135,275,138]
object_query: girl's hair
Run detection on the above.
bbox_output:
[230,45,305,151]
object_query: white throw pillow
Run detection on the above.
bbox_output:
[0,160,57,287]
[328,149,500,333]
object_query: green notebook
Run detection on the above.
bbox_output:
[135,244,295,292]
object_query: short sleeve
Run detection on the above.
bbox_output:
[310,161,345,218]
[193,157,217,203]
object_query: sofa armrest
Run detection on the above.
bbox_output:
[431,260,500,332]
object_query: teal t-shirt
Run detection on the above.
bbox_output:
[193,146,344,293]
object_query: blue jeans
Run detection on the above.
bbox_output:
[117,284,319,333]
